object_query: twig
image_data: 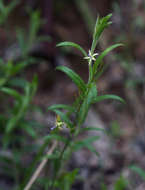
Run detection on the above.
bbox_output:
[24,141,57,190]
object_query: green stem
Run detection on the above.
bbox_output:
[50,139,70,190]
[50,93,85,189]
[50,70,93,189]
[88,59,93,83]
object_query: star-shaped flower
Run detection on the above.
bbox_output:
[84,50,99,63]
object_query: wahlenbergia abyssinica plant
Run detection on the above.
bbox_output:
[24,14,125,190]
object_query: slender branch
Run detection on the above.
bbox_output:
[24,141,57,190]
[50,139,70,190]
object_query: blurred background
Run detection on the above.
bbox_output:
[0,0,145,189]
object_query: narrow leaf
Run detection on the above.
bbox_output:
[44,134,68,143]
[93,43,123,75]
[48,104,75,113]
[56,66,86,93]
[130,166,145,180]
[6,116,20,133]
[1,87,21,102]
[94,61,107,81]
[56,41,87,57]
[81,127,106,133]
[11,62,27,75]
[21,124,37,138]
[91,14,112,52]
[86,144,99,156]
[102,13,112,23]
[93,94,125,104]
[72,136,100,155]
[8,77,27,88]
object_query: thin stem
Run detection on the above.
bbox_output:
[88,59,93,83]
[24,141,57,190]
[50,139,70,190]
[50,62,93,189]
[20,138,54,190]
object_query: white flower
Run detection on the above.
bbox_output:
[84,50,99,63]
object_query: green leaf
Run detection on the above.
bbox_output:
[130,165,145,180]
[48,104,75,113]
[28,11,41,49]
[0,87,22,102]
[8,77,27,88]
[6,116,20,134]
[4,79,37,134]
[6,0,18,14]
[86,144,100,156]
[16,28,27,56]
[10,62,27,75]
[78,82,97,125]
[56,41,87,57]
[56,66,86,93]
[114,176,128,190]
[72,136,100,156]
[93,43,123,75]
[30,74,38,98]
[57,169,79,190]
[55,169,78,190]
[44,134,68,143]
[0,0,18,24]
[92,94,125,104]
[81,126,106,133]
[0,78,7,87]
[20,123,37,138]
[94,61,107,81]
[102,13,112,24]
[101,183,108,190]
[91,14,112,53]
